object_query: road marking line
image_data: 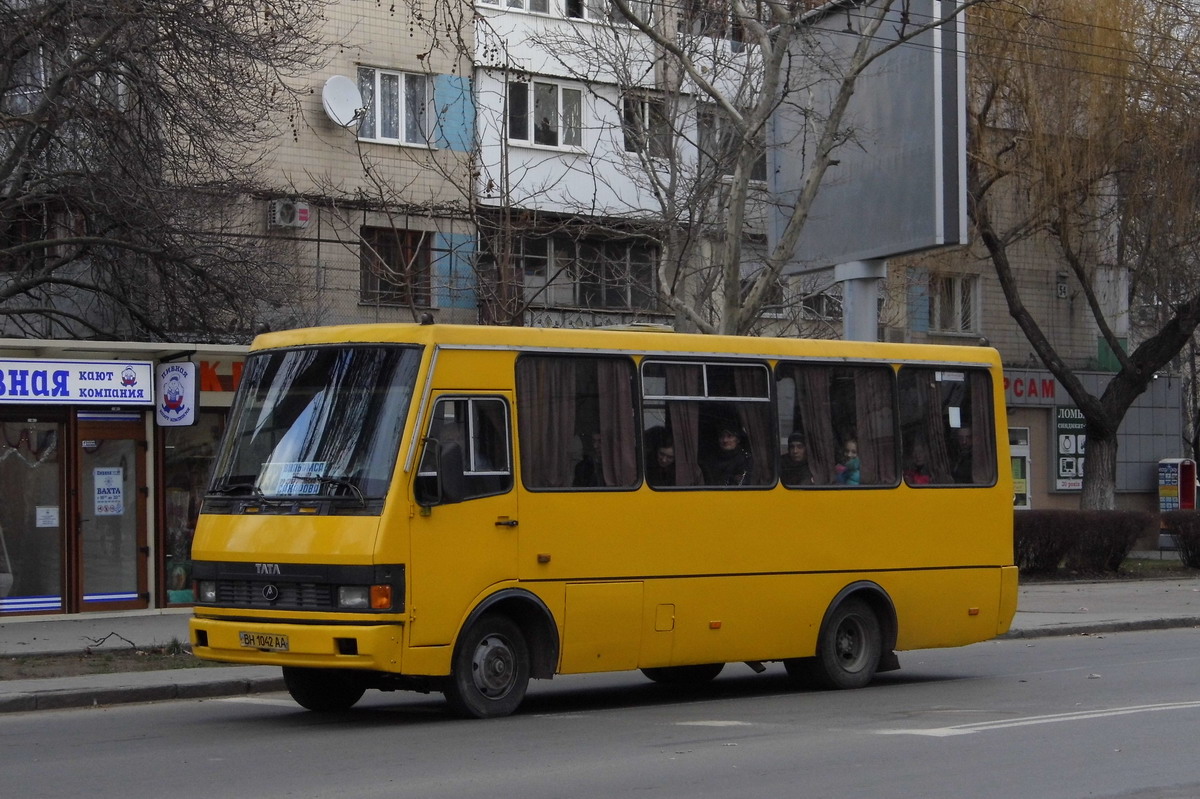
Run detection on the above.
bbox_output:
[878,700,1200,737]
[215,697,298,708]
[676,721,754,727]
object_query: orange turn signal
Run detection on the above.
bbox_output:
[371,585,393,610]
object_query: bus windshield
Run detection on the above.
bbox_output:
[209,345,421,501]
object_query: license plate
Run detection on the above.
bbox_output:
[239,631,289,651]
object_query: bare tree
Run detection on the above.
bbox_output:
[969,0,1200,508]
[504,0,983,334]
[1,0,331,340]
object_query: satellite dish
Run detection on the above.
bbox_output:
[322,75,364,128]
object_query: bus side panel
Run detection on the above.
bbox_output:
[559,581,644,673]
[884,567,1006,650]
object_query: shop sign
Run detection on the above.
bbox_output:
[156,362,198,426]
[0,359,154,405]
[1055,406,1086,490]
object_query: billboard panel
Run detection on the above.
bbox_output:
[770,0,967,271]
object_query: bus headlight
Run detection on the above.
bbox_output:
[197,581,217,603]
[338,586,369,609]
[337,585,393,610]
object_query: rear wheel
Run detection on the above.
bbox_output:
[282,667,366,712]
[786,598,881,690]
[640,663,725,687]
[444,614,530,719]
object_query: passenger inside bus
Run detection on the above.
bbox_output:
[780,432,813,486]
[573,432,604,487]
[835,438,861,485]
[702,426,754,486]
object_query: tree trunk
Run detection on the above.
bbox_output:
[1080,424,1118,511]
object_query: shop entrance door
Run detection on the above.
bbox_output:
[75,414,148,611]
[0,419,65,613]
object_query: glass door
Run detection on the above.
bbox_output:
[76,414,148,611]
[0,420,64,613]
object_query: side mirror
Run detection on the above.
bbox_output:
[415,437,466,508]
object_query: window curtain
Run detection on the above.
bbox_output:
[597,359,638,487]
[915,373,954,483]
[516,358,577,488]
[854,368,896,485]
[734,371,774,485]
[665,365,702,486]
[795,366,837,484]
[969,371,997,484]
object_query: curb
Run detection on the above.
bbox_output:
[1000,616,1200,639]
[0,672,284,714]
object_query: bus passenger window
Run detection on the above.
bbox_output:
[516,355,639,491]
[897,368,996,486]
[642,360,774,489]
[775,363,897,487]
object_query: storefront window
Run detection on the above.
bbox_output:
[162,411,226,604]
[0,421,63,612]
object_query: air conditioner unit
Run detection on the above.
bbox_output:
[268,199,311,229]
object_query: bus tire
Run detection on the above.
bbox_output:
[640,663,725,687]
[444,614,530,719]
[282,667,366,712]
[787,598,881,690]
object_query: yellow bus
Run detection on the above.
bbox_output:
[190,323,1017,718]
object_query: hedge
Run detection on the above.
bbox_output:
[1159,511,1200,569]
[1014,510,1154,575]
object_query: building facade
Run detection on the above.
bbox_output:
[0,340,244,613]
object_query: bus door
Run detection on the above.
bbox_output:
[409,393,517,647]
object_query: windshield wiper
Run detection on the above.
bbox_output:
[208,481,283,506]
[290,475,366,507]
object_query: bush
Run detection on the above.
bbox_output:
[1015,510,1154,575]
[1160,511,1200,568]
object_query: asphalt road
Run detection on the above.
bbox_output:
[4,628,1200,799]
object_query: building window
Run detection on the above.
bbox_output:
[3,45,45,115]
[360,227,433,307]
[622,95,671,158]
[507,79,583,148]
[480,0,550,10]
[357,68,431,145]
[929,274,978,334]
[698,104,767,182]
[483,234,657,310]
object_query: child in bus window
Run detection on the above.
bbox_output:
[835,438,860,485]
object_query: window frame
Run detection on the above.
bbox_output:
[697,103,768,182]
[928,273,980,335]
[357,67,433,146]
[622,94,672,159]
[641,359,775,490]
[359,226,434,308]
[507,78,583,149]
[417,395,514,504]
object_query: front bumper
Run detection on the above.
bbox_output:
[190,616,406,673]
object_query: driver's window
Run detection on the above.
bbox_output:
[417,397,513,503]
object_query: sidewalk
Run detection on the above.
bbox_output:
[3,576,1200,714]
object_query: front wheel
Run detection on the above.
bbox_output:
[640,663,725,687]
[444,614,530,719]
[282,667,366,712]
[786,598,881,690]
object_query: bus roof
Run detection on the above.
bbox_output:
[250,323,1000,367]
